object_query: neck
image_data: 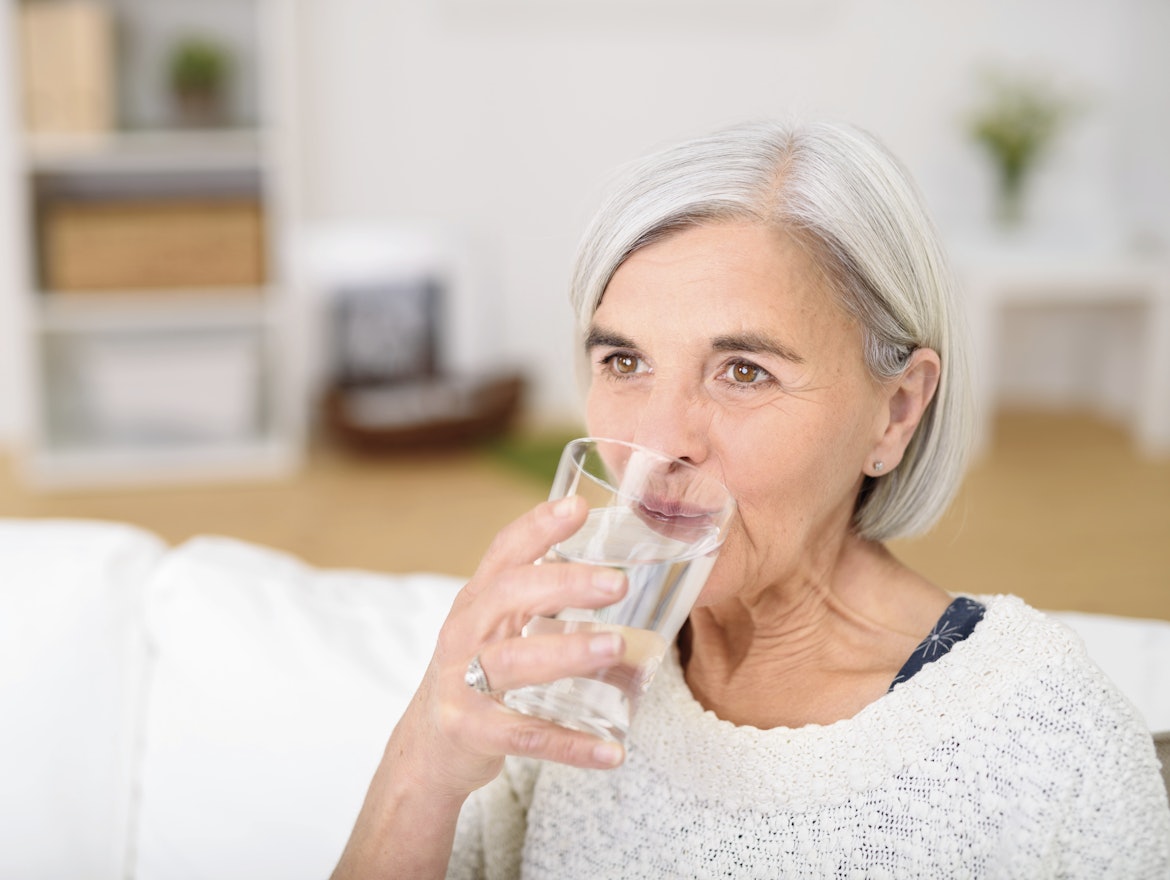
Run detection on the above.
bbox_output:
[680,536,949,728]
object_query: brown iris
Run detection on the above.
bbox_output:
[613,355,639,374]
[731,362,760,383]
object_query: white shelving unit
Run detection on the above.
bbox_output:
[952,241,1170,458]
[4,0,303,489]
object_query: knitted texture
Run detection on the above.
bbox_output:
[448,595,1170,878]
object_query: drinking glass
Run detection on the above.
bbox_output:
[501,437,736,745]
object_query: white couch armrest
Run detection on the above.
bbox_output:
[0,518,166,880]
[131,535,463,880]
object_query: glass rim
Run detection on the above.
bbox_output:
[561,436,736,524]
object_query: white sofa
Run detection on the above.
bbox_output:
[1,517,1168,880]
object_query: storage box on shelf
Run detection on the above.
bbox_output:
[4,0,302,489]
[17,0,115,135]
[36,168,267,292]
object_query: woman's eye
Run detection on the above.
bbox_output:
[603,353,644,376]
[725,361,768,384]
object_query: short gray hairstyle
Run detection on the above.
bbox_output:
[569,120,973,541]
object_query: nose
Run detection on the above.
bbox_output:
[629,380,710,466]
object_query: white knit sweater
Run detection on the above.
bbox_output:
[447,595,1170,878]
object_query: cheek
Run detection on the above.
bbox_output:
[696,438,841,595]
[584,386,634,441]
[711,420,791,512]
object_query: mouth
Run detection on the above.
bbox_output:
[637,498,718,525]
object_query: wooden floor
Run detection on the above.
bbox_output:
[2,410,1168,620]
[888,412,1170,619]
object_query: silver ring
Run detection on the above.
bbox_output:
[464,654,492,695]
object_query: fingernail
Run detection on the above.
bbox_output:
[553,497,578,518]
[593,741,624,767]
[589,632,622,657]
[593,569,625,594]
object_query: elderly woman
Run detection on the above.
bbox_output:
[333,121,1170,878]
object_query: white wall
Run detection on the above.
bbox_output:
[1,0,1167,441]
[293,0,1170,428]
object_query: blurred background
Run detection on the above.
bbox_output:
[0,0,1166,618]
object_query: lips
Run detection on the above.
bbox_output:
[637,498,717,524]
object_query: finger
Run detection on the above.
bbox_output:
[472,561,627,632]
[473,496,588,582]
[474,629,626,693]
[482,706,626,769]
[437,559,628,686]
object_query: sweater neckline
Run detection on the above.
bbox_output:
[625,593,1051,809]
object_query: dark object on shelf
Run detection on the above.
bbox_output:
[323,372,526,451]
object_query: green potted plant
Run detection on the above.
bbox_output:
[169,36,231,127]
[967,68,1080,228]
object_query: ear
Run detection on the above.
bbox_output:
[865,348,941,477]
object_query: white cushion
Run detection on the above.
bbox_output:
[0,518,166,880]
[131,536,463,880]
[1049,609,1170,732]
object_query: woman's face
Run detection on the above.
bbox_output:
[584,221,892,605]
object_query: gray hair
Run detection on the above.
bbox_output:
[569,120,973,541]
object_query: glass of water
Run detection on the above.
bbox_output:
[501,437,736,745]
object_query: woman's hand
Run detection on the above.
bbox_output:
[331,495,627,879]
[403,493,629,796]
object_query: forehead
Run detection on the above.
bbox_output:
[593,221,854,349]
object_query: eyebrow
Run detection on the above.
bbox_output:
[585,326,637,351]
[711,332,805,364]
[585,325,805,365]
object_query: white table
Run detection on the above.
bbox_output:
[951,243,1170,457]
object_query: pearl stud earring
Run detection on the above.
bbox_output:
[872,461,885,473]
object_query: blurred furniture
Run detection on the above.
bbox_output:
[323,373,526,451]
[1,0,304,488]
[953,242,1170,457]
[1,516,1167,879]
[294,224,523,451]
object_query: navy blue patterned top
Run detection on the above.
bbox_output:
[889,596,986,690]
